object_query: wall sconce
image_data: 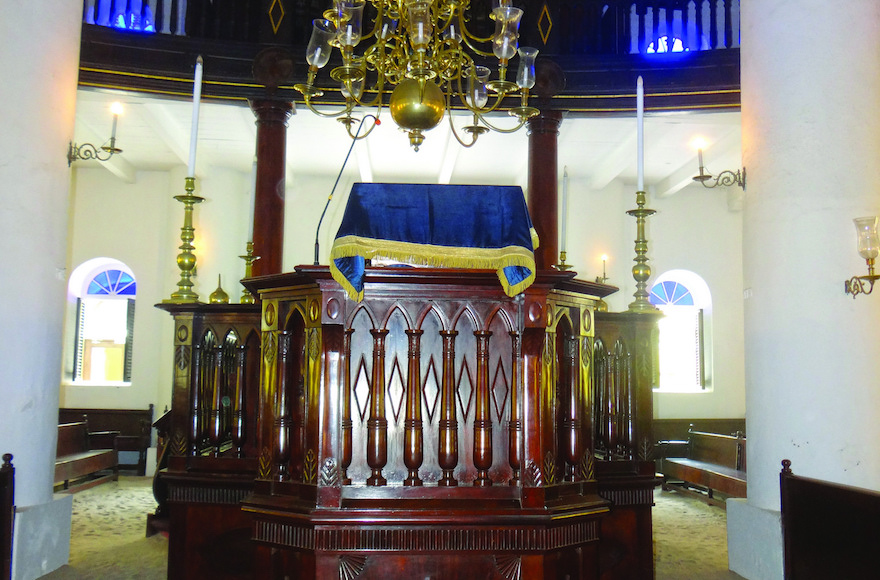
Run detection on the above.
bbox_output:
[845,216,880,297]
[691,138,745,189]
[68,102,124,166]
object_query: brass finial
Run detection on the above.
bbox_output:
[209,275,230,304]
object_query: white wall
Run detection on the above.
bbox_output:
[65,154,746,423]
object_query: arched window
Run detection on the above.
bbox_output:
[68,258,136,384]
[649,271,711,392]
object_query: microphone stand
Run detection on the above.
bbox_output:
[314,115,379,265]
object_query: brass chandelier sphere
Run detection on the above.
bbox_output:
[389,79,445,150]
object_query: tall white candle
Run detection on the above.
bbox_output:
[187,55,203,177]
[561,167,569,253]
[637,75,644,191]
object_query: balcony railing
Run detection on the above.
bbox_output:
[82,0,739,57]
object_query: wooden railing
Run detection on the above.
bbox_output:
[81,0,739,56]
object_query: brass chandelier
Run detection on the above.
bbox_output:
[294,0,540,151]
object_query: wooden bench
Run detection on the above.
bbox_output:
[780,459,880,579]
[54,421,119,491]
[59,405,153,475]
[660,426,746,502]
[1,454,13,580]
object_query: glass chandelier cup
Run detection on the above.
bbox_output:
[492,7,523,62]
[336,0,366,48]
[854,216,880,267]
[379,12,399,40]
[306,18,336,69]
[467,66,490,109]
[516,47,538,89]
[407,1,433,51]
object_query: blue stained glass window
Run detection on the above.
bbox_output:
[87,269,136,296]
[649,280,694,306]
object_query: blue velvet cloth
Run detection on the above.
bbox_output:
[329,183,538,300]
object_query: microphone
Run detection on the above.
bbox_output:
[313,115,380,266]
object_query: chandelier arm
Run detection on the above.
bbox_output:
[458,9,495,46]
[470,112,528,134]
[445,99,479,149]
[301,95,357,119]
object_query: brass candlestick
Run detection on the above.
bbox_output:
[556,250,572,271]
[164,177,204,303]
[627,190,658,313]
[239,241,260,304]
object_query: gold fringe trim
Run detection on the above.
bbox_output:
[330,236,537,301]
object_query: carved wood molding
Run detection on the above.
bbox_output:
[168,485,251,505]
[254,519,600,551]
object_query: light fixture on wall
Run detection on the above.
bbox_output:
[68,102,124,165]
[293,0,540,151]
[845,216,880,297]
[691,137,745,189]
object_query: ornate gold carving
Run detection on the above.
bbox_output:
[265,302,276,327]
[308,329,320,361]
[338,555,367,580]
[303,449,318,484]
[259,447,273,479]
[309,299,320,322]
[542,335,554,365]
[582,309,592,332]
[175,345,190,371]
[494,554,522,580]
[263,332,277,365]
[581,337,591,371]
[579,450,596,481]
[524,459,542,487]
[171,431,187,457]
[320,458,339,487]
[543,451,557,485]
[176,323,189,342]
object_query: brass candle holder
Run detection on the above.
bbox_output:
[239,241,260,304]
[556,250,572,271]
[164,177,204,303]
[627,190,658,313]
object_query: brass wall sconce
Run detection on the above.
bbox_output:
[68,101,124,166]
[845,216,880,297]
[693,147,745,189]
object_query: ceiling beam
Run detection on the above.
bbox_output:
[141,102,190,166]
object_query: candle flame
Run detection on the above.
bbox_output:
[110,102,124,116]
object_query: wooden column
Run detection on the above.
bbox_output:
[249,99,292,276]
[527,111,563,271]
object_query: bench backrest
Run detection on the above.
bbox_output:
[59,406,153,444]
[688,430,745,470]
[1,454,13,580]
[57,422,90,457]
[780,460,880,579]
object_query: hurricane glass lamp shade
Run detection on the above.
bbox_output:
[854,216,880,260]
[306,19,335,68]
[468,66,490,108]
[407,1,432,50]
[337,0,366,48]
[379,13,398,40]
[516,47,538,89]
[492,7,523,61]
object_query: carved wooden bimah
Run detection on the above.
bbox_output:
[154,303,262,580]
[242,266,615,579]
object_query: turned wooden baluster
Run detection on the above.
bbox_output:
[290,337,306,481]
[209,346,225,456]
[231,344,247,457]
[563,336,582,481]
[340,328,354,485]
[473,330,493,487]
[438,329,459,486]
[621,344,635,459]
[275,331,292,481]
[190,344,204,456]
[367,328,389,486]
[508,331,522,485]
[606,346,618,460]
[404,329,425,486]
